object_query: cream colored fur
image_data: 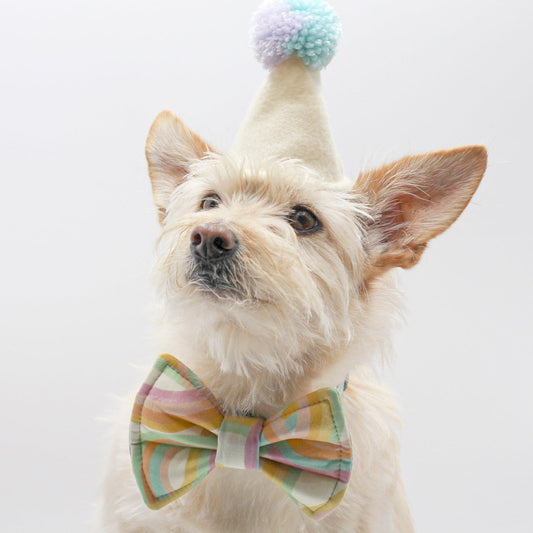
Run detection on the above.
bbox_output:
[96,111,486,532]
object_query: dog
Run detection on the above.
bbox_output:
[96,109,487,532]
[97,1,487,529]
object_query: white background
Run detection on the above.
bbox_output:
[1,0,532,531]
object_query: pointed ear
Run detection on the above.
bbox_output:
[145,110,216,223]
[355,145,487,270]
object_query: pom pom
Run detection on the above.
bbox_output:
[251,0,342,70]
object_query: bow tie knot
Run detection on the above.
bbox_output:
[215,415,263,471]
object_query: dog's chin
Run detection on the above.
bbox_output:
[192,276,242,300]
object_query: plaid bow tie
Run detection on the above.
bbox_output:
[130,354,352,519]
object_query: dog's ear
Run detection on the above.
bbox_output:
[146,110,215,223]
[355,145,487,271]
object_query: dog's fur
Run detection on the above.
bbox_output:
[97,110,487,532]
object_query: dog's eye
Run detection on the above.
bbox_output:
[200,194,221,210]
[287,206,321,234]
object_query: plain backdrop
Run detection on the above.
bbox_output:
[1,0,532,531]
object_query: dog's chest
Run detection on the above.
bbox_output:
[176,468,319,532]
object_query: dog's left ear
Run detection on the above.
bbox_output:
[146,110,215,223]
[355,145,487,270]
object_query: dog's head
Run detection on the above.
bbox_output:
[146,110,486,378]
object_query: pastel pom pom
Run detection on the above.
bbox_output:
[251,0,342,70]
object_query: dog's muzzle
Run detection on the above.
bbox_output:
[189,223,241,293]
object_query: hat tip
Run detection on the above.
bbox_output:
[251,0,342,71]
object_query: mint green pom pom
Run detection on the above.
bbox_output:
[284,0,341,70]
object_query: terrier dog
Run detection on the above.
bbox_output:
[97,2,487,530]
[97,110,486,533]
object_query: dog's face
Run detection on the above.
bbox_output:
[155,154,367,374]
[146,110,486,379]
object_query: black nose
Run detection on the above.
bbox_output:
[190,223,238,261]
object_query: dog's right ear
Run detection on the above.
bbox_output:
[146,110,215,223]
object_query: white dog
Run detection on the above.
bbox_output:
[97,2,487,531]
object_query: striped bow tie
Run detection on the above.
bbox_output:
[130,354,352,519]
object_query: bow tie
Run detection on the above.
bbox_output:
[130,354,352,519]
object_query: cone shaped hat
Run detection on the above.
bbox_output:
[232,0,344,182]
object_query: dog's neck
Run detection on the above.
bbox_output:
[152,274,398,417]
[152,313,352,418]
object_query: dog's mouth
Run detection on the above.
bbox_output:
[188,257,247,299]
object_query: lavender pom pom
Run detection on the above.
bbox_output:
[251,0,342,70]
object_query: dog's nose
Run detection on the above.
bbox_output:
[190,223,238,261]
